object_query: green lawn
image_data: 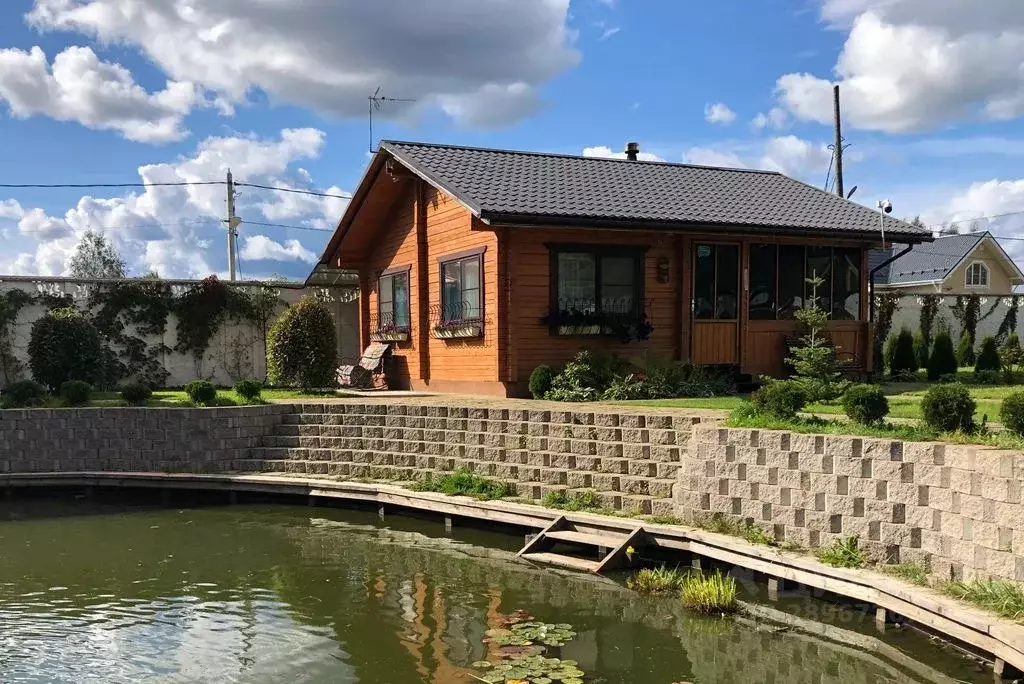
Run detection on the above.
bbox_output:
[48,388,355,409]
[619,373,1022,425]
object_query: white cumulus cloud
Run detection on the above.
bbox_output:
[704,102,736,125]
[776,3,1024,132]
[240,235,317,263]
[0,45,200,142]
[27,0,578,129]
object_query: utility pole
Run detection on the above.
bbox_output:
[833,84,845,199]
[226,169,240,281]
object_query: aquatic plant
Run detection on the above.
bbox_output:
[817,536,866,568]
[486,621,576,648]
[471,654,585,683]
[471,611,587,683]
[680,569,737,614]
[409,469,514,500]
[627,566,685,594]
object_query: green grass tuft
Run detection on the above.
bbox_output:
[627,566,686,594]
[689,513,776,546]
[880,562,930,586]
[541,489,601,511]
[408,469,514,500]
[640,514,685,526]
[817,536,867,568]
[680,570,738,614]
[940,579,1024,620]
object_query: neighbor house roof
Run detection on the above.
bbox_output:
[871,232,1024,286]
[320,140,931,265]
[380,140,930,238]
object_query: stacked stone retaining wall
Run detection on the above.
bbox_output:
[0,405,287,472]
[678,425,1024,583]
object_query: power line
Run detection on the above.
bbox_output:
[0,181,225,189]
[927,210,1024,230]
[234,182,352,200]
[240,219,333,233]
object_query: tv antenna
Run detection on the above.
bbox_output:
[368,87,416,153]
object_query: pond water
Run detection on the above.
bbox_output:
[0,494,991,684]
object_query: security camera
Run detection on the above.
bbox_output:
[877,199,893,214]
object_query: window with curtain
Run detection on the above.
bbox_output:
[440,253,482,322]
[377,269,410,330]
[694,243,739,320]
[551,246,643,316]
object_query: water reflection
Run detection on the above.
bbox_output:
[0,500,988,684]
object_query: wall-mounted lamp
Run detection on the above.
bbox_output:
[656,257,670,283]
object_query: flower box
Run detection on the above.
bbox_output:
[370,330,409,342]
[557,324,602,336]
[433,323,482,339]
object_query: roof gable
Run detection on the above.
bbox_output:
[380,140,931,240]
[872,232,1024,287]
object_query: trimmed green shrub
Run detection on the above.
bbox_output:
[528,364,556,399]
[2,379,46,408]
[841,384,889,425]
[752,379,807,420]
[59,380,92,406]
[545,350,617,402]
[601,373,649,400]
[233,379,263,401]
[973,370,1002,385]
[975,336,1002,372]
[927,330,959,381]
[184,380,217,405]
[921,384,976,433]
[267,297,338,389]
[957,331,975,367]
[887,328,918,376]
[1000,392,1024,437]
[28,307,103,391]
[913,331,929,370]
[120,381,152,406]
[1001,333,1024,383]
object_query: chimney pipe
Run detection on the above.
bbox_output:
[625,142,640,161]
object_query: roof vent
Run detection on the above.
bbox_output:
[625,142,640,161]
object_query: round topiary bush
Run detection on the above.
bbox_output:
[752,379,807,420]
[28,307,103,391]
[927,330,959,381]
[528,364,556,399]
[1000,391,1024,437]
[60,380,92,407]
[234,379,263,401]
[185,379,217,405]
[2,379,46,408]
[975,336,1002,372]
[887,327,918,376]
[120,380,152,406]
[841,384,889,425]
[921,384,976,433]
[267,297,338,389]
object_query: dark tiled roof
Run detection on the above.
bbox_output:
[381,141,930,240]
[870,233,985,285]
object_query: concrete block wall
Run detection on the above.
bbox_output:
[0,405,288,473]
[678,425,1024,582]
[241,403,710,515]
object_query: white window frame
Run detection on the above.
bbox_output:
[965,261,989,288]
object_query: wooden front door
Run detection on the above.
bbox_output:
[691,242,740,365]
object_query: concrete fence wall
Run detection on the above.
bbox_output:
[0,405,288,472]
[884,294,1021,345]
[0,276,360,389]
[678,425,1024,582]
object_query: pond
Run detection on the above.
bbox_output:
[0,494,991,683]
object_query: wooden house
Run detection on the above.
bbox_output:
[320,141,931,396]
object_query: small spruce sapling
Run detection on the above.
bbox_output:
[785,271,849,402]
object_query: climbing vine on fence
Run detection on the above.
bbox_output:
[918,294,940,352]
[88,280,175,387]
[952,294,982,345]
[174,276,259,376]
[998,296,1021,342]
[0,290,33,386]
[873,293,901,368]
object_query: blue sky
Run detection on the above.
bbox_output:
[2,0,1024,279]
